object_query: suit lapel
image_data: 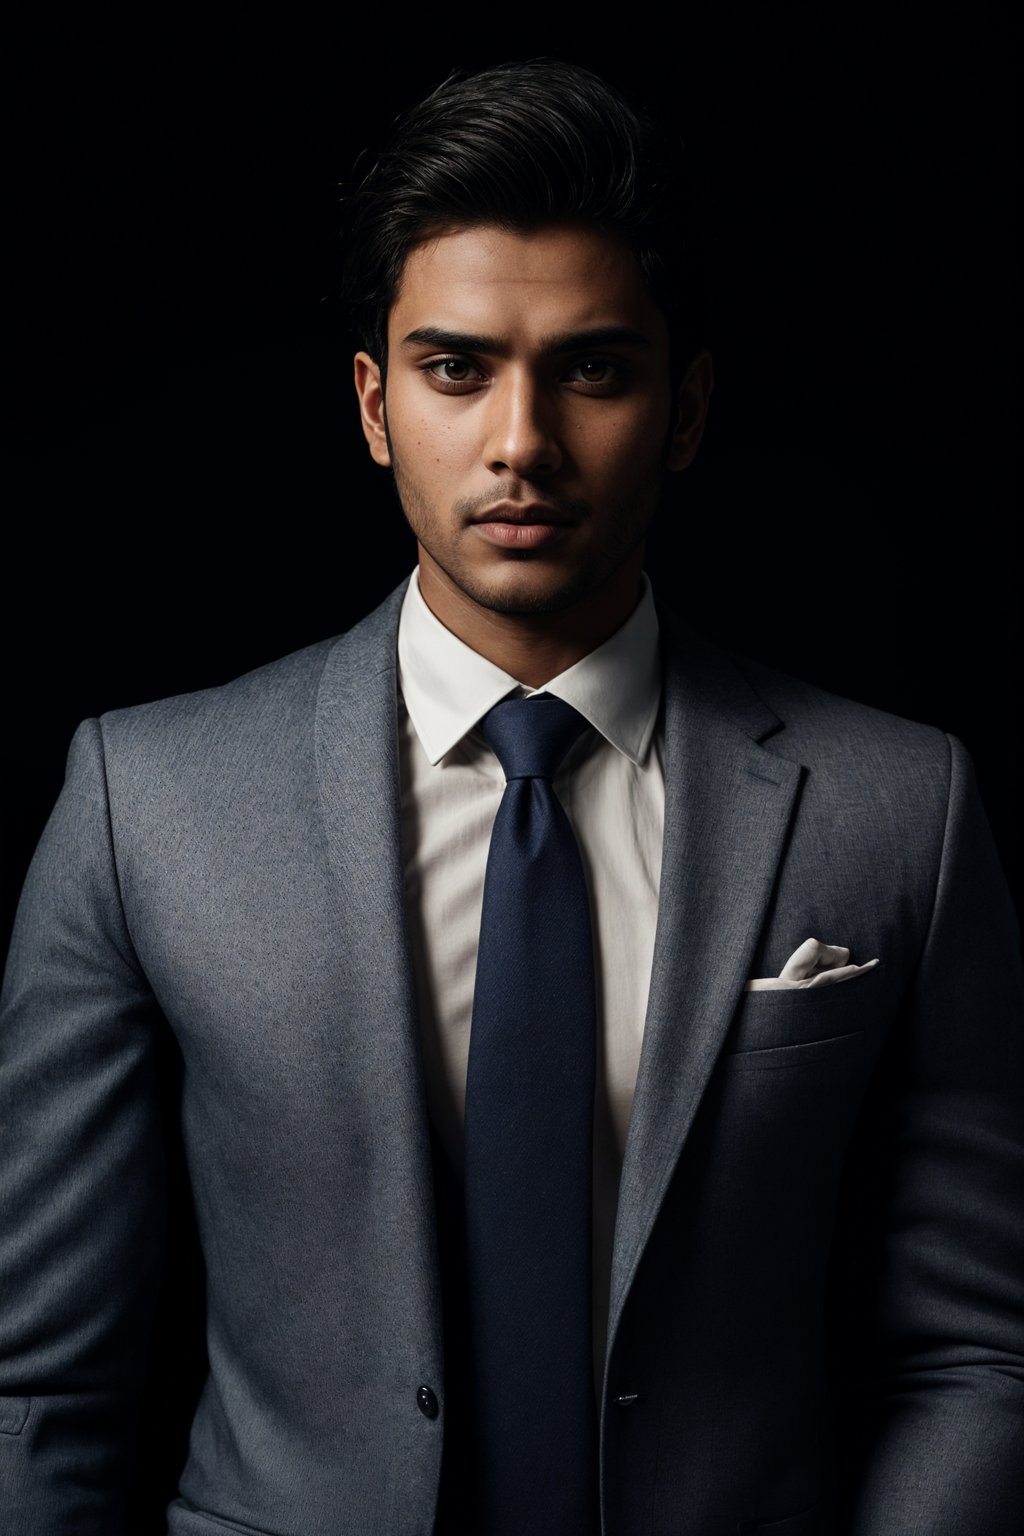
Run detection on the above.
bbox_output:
[606,608,804,1360]
[315,579,416,1076]
[313,577,445,1345]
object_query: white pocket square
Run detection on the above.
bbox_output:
[744,937,879,991]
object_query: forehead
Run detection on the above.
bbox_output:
[388,223,668,348]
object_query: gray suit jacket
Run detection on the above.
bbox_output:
[2,576,1022,1535]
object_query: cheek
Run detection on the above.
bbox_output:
[577,407,670,485]
[391,403,479,476]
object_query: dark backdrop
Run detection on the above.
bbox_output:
[6,12,1019,1525]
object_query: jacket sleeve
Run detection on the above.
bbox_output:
[0,718,167,1535]
[828,733,1024,1534]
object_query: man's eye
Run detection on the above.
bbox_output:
[424,357,483,384]
[567,359,621,385]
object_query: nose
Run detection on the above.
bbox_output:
[482,371,562,480]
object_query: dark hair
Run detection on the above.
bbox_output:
[340,58,706,386]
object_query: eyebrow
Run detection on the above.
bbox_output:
[399,325,654,357]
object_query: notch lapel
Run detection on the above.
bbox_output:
[313,576,444,1354]
[315,580,417,1096]
[606,611,804,1363]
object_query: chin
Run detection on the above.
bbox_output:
[459,565,602,616]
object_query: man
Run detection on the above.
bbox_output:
[1,57,1021,1536]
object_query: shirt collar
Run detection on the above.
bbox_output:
[397,566,662,768]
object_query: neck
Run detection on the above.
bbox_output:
[416,548,646,689]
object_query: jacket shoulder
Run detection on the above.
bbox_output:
[722,645,957,779]
[92,578,409,766]
[662,617,963,830]
[659,607,955,772]
[98,634,335,749]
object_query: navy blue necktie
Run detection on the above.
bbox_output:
[463,694,599,1536]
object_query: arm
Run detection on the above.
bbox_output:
[828,734,1024,1533]
[0,718,167,1534]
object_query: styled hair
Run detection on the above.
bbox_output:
[340,58,706,385]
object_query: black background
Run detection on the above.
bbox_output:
[6,10,1020,1522]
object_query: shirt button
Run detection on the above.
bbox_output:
[416,1384,439,1419]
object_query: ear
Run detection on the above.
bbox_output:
[353,351,392,467]
[666,348,714,471]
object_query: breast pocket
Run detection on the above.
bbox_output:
[721,960,886,1069]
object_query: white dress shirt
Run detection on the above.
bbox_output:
[396,565,665,1384]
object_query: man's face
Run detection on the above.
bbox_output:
[354,222,710,617]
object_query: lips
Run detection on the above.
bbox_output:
[470,516,572,549]
[471,503,575,527]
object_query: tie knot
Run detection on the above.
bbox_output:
[479,695,591,781]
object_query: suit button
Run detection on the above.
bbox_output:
[417,1384,439,1419]
[614,1392,640,1407]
